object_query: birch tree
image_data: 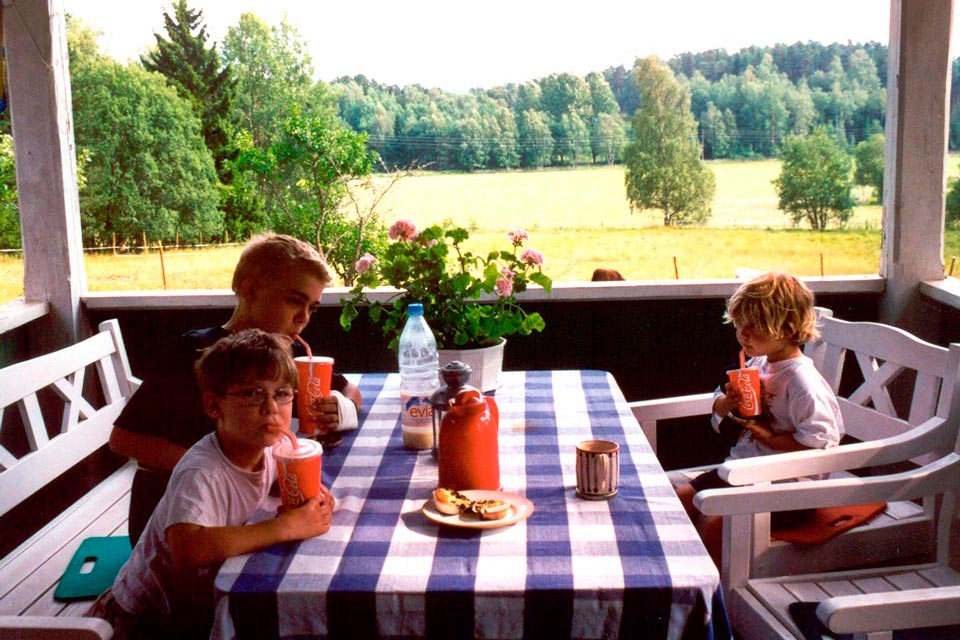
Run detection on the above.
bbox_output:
[624,56,715,226]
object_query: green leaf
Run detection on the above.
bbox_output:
[529,272,552,293]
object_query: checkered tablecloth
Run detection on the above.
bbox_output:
[213,370,729,640]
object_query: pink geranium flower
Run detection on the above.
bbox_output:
[496,277,514,297]
[520,248,544,266]
[355,253,377,274]
[389,219,418,241]
[507,228,529,245]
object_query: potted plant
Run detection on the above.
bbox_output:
[340,219,552,389]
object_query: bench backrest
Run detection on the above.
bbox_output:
[804,308,960,466]
[0,319,138,518]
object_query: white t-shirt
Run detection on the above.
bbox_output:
[112,432,276,624]
[712,354,844,460]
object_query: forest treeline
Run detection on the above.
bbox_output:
[335,40,892,171]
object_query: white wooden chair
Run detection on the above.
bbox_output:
[696,424,960,639]
[630,308,960,577]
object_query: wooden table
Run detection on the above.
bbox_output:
[213,371,729,639]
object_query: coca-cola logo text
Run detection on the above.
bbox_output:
[738,370,760,415]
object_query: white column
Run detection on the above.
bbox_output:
[880,0,954,327]
[4,0,86,347]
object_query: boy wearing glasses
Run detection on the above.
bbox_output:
[110,233,362,545]
[91,330,335,639]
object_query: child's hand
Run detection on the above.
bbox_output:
[278,485,335,539]
[309,396,342,430]
[714,381,742,416]
[741,420,775,442]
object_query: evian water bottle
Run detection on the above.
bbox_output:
[398,303,440,449]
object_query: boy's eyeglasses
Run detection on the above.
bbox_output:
[224,387,295,407]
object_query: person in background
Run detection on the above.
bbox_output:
[110,233,361,545]
[591,268,625,281]
[90,330,334,639]
[675,271,844,565]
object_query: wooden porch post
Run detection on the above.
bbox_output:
[3,0,87,349]
[880,0,954,332]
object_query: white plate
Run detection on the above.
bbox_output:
[421,490,534,529]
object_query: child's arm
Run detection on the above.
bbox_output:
[740,421,811,452]
[341,381,362,411]
[715,377,809,451]
[109,426,189,471]
[166,485,335,568]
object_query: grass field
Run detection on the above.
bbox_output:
[3,159,957,302]
[376,160,883,231]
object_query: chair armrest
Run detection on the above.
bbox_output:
[629,393,714,453]
[719,416,951,485]
[628,392,715,422]
[818,586,960,634]
[0,615,113,639]
[696,452,960,516]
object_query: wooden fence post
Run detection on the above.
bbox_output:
[158,240,167,289]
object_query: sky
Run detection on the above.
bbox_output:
[60,1,948,94]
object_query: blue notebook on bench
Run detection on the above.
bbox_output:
[54,536,131,601]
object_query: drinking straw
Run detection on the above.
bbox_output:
[293,333,313,359]
[293,334,315,382]
[739,348,746,369]
[282,429,299,450]
[292,334,315,445]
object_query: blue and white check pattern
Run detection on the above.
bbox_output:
[213,371,729,640]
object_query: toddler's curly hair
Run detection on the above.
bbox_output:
[724,272,818,345]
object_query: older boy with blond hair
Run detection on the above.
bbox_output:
[111,233,361,545]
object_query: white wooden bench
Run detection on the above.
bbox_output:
[0,320,140,639]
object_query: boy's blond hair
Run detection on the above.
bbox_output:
[195,329,298,396]
[724,272,818,345]
[231,234,333,292]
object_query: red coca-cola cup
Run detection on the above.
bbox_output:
[727,367,762,418]
[273,438,322,508]
[294,356,333,436]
